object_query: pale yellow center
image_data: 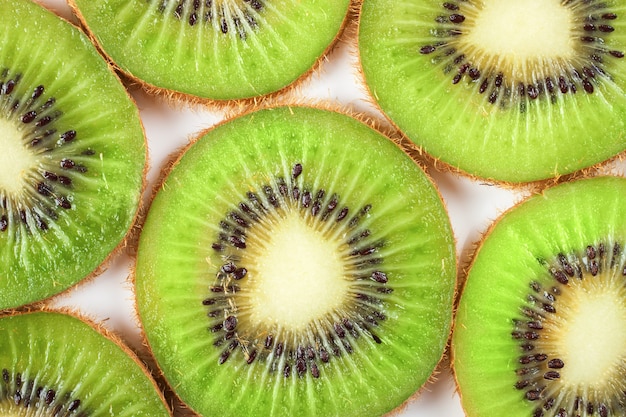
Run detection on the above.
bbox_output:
[244,211,349,331]
[0,118,36,195]
[547,275,626,388]
[0,403,42,416]
[0,411,29,416]
[462,0,576,80]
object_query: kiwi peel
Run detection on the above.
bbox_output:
[68,0,353,103]
[0,0,147,310]
[358,0,626,183]
[453,176,626,417]
[0,308,171,416]
[134,105,457,416]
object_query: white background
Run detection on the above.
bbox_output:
[35,1,625,416]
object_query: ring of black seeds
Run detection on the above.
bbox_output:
[0,368,85,416]
[149,0,264,39]
[419,1,624,110]
[203,163,392,379]
[0,69,94,235]
[512,242,626,417]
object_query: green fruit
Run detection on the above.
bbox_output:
[453,176,626,417]
[358,0,626,183]
[69,0,352,101]
[135,106,456,416]
[0,309,170,416]
[0,0,146,309]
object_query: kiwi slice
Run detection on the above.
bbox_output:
[68,0,352,101]
[0,309,170,416]
[135,106,456,416]
[358,0,626,183]
[453,176,626,416]
[0,0,146,309]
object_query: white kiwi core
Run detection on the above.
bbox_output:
[542,272,626,389]
[462,0,576,80]
[0,404,54,416]
[242,211,350,331]
[0,119,37,195]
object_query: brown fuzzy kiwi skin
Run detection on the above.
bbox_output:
[0,306,172,415]
[0,2,149,315]
[350,1,626,190]
[129,101,458,417]
[66,0,361,109]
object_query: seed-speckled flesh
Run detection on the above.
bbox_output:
[69,0,351,100]
[358,0,626,183]
[135,106,457,417]
[453,176,626,417]
[0,311,170,416]
[0,0,146,309]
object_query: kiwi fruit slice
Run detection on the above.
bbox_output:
[453,176,626,416]
[0,309,170,416]
[68,0,352,101]
[0,0,146,309]
[358,0,626,183]
[134,106,456,416]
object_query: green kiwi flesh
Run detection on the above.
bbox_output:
[453,176,626,417]
[358,0,626,183]
[135,106,456,416]
[69,0,351,101]
[0,310,170,416]
[0,0,146,309]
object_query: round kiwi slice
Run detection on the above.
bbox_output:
[0,309,170,416]
[358,0,626,183]
[134,106,457,416]
[0,0,146,309]
[68,0,352,101]
[453,176,626,416]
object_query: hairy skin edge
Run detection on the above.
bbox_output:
[67,0,359,108]
[351,1,626,189]
[129,101,458,417]
[0,306,172,415]
[0,1,149,314]
[449,175,626,416]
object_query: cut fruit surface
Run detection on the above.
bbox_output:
[453,176,626,417]
[358,0,626,183]
[135,106,457,417]
[0,0,146,309]
[0,310,170,416]
[69,0,351,101]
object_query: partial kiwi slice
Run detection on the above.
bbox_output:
[358,0,626,183]
[0,0,146,309]
[0,309,170,416]
[135,106,456,416]
[453,176,626,417]
[68,0,351,101]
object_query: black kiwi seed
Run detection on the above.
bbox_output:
[201,163,393,378]
[232,267,247,280]
[223,315,237,331]
[220,262,236,274]
[292,162,303,178]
